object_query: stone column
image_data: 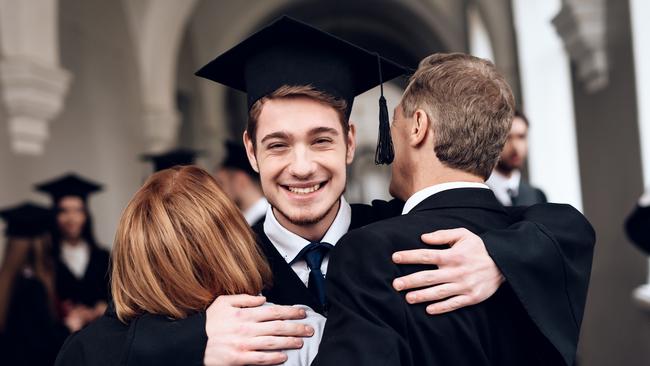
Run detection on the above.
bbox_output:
[0,0,72,155]
[122,0,197,153]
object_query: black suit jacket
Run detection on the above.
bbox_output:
[512,181,547,206]
[96,198,593,366]
[313,188,563,366]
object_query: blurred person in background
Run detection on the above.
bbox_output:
[55,166,324,366]
[142,148,201,173]
[35,174,110,328]
[487,110,547,206]
[625,191,650,254]
[214,140,268,226]
[0,203,80,366]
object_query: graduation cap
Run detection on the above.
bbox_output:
[220,140,257,178]
[195,15,409,164]
[142,148,201,172]
[0,202,53,237]
[35,173,103,204]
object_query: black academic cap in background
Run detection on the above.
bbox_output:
[35,173,103,204]
[141,148,201,172]
[0,202,53,237]
[221,140,257,178]
[195,16,410,164]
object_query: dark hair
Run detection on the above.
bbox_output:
[514,109,529,126]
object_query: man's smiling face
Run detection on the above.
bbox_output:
[244,96,355,228]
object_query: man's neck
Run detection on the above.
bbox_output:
[406,168,484,200]
[273,199,341,242]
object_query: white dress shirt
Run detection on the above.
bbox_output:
[263,197,352,286]
[402,181,490,215]
[486,170,521,206]
[60,241,91,279]
[243,197,269,225]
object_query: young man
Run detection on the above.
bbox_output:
[487,110,547,206]
[313,53,588,366]
[124,17,594,366]
[214,140,268,226]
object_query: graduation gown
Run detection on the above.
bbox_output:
[120,199,593,366]
[0,276,69,366]
[312,188,565,366]
[511,181,547,206]
[56,246,110,306]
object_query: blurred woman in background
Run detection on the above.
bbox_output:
[35,174,110,328]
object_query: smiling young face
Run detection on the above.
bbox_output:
[244,96,355,235]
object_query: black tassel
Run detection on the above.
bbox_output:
[374,54,394,165]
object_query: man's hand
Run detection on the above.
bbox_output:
[392,228,505,315]
[204,294,314,366]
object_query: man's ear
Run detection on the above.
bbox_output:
[346,122,357,165]
[410,109,430,147]
[242,131,259,173]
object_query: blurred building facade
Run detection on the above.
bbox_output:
[0,0,648,364]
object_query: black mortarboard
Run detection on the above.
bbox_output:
[0,202,53,237]
[35,173,103,204]
[195,16,409,164]
[221,140,257,178]
[141,148,201,172]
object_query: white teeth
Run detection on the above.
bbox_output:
[288,184,321,194]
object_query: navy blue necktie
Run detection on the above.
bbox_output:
[290,242,334,307]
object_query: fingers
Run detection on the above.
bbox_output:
[243,336,304,351]
[392,248,444,265]
[392,269,456,291]
[252,320,314,337]
[230,351,288,366]
[420,228,471,246]
[404,283,462,304]
[425,295,472,315]
[220,294,267,308]
[243,305,307,322]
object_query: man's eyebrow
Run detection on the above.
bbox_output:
[308,127,339,136]
[260,131,290,144]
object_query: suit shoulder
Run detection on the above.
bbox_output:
[335,215,419,258]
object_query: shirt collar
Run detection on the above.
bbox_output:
[263,196,351,264]
[244,197,268,225]
[487,169,521,194]
[402,181,490,215]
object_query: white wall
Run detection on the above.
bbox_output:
[630,0,650,283]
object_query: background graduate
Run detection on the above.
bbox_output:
[0,203,72,366]
[35,173,110,327]
[214,140,268,227]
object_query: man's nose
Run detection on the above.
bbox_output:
[288,145,317,178]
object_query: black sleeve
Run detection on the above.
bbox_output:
[480,203,595,366]
[625,205,650,254]
[312,229,411,366]
[125,312,207,366]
